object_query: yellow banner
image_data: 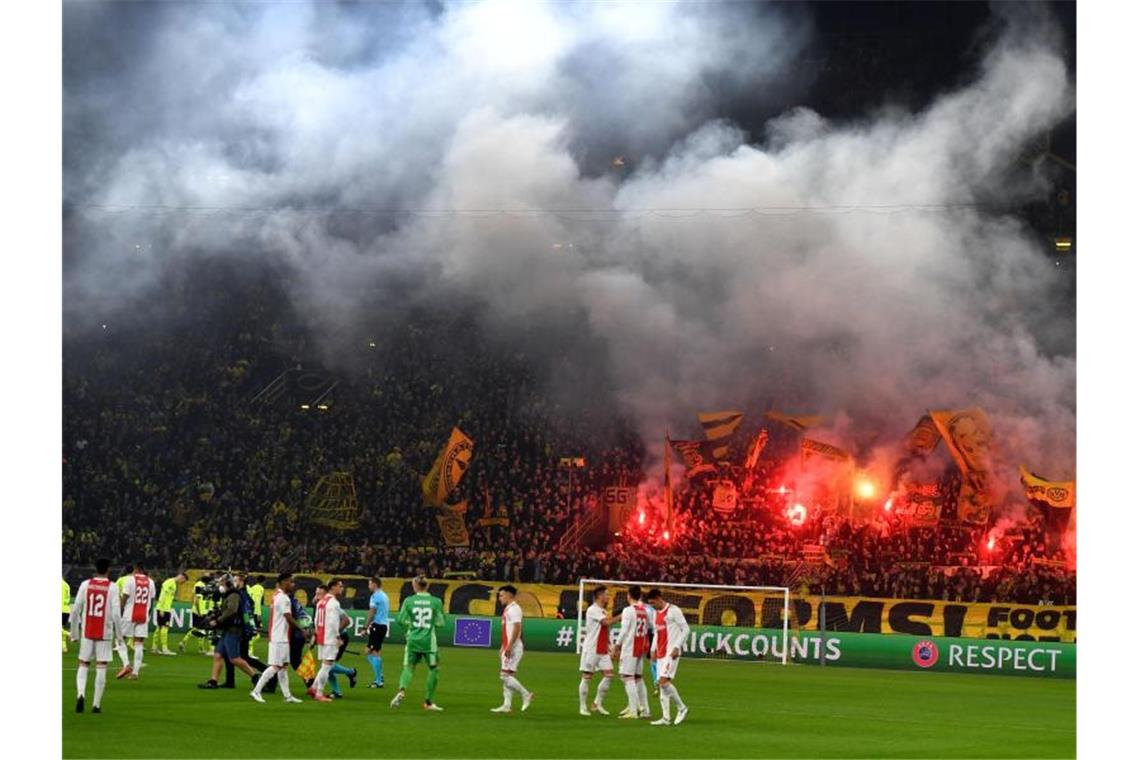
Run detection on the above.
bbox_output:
[1020,466,1076,508]
[180,573,1075,642]
[904,414,941,456]
[929,408,994,523]
[764,411,826,432]
[698,411,744,458]
[801,438,852,463]
[436,509,470,547]
[422,427,474,506]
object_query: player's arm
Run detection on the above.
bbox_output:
[433,598,446,628]
[109,585,124,640]
[364,602,376,629]
[69,581,86,641]
[669,608,689,658]
[338,609,351,631]
[395,598,411,628]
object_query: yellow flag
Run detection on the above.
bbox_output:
[297,649,317,682]
[801,438,852,463]
[904,415,941,456]
[764,411,827,432]
[436,508,470,547]
[1019,466,1076,508]
[698,411,744,458]
[422,427,474,506]
[928,408,993,478]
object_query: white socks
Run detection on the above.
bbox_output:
[76,663,88,698]
[133,642,144,674]
[663,682,686,710]
[116,641,129,666]
[578,678,590,710]
[659,690,672,720]
[314,662,332,694]
[253,667,276,695]
[623,678,639,713]
[636,679,649,712]
[277,668,294,699]
[93,667,107,708]
[501,675,527,707]
[594,676,611,707]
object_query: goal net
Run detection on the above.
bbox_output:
[576,578,791,665]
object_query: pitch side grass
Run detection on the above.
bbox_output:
[62,647,1074,758]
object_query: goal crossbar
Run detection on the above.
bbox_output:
[576,578,791,665]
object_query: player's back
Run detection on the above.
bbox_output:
[401,593,443,652]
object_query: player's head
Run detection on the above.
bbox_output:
[314,584,327,603]
[134,562,145,574]
[276,572,294,594]
[121,564,135,575]
[645,588,666,610]
[368,576,381,591]
[628,585,642,602]
[593,586,609,606]
[412,575,428,592]
[94,558,110,576]
[175,571,187,583]
[497,584,517,604]
[328,579,344,597]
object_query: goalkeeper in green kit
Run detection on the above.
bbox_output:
[389,576,446,711]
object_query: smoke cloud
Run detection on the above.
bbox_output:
[63,1,1076,502]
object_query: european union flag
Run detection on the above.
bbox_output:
[454,617,492,648]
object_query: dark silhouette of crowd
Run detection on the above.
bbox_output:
[62,263,1074,607]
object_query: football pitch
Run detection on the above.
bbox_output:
[61,647,1075,758]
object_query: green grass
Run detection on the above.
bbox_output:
[62,647,1074,759]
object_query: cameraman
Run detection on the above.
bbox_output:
[198,575,259,689]
[220,574,269,689]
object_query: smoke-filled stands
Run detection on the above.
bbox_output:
[62,265,1073,607]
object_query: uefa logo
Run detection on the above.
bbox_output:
[912,639,939,668]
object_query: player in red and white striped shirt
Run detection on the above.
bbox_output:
[647,588,692,725]
[118,565,156,680]
[491,584,534,713]
[614,585,652,719]
[69,559,122,713]
[578,586,620,716]
[311,579,349,703]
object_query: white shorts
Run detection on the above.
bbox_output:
[579,652,613,674]
[619,654,646,678]
[318,643,339,662]
[658,655,681,681]
[78,638,112,663]
[121,622,149,639]
[500,645,524,672]
[268,641,290,667]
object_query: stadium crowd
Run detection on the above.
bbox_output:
[63,267,1074,607]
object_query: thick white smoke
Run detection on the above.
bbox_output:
[63,1,1075,501]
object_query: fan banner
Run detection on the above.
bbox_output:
[764,411,827,432]
[1019,466,1076,509]
[670,439,719,477]
[904,415,941,456]
[711,482,739,514]
[436,509,470,547]
[422,427,474,506]
[139,571,1078,645]
[698,411,744,458]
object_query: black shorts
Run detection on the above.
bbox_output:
[157,611,172,627]
[62,613,69,629]
[368,624,388,651]
[190,613,203,630]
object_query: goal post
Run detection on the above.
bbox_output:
[576,578,791,665]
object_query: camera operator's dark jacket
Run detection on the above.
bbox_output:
[215,590,244,634]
